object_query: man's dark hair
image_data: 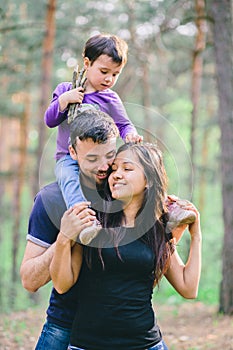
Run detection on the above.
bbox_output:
[70,108,119,147]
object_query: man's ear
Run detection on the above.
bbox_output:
[69,144,77,160]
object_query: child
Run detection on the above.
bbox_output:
[44,33,142,242]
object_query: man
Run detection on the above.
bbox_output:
[20,109,119,350]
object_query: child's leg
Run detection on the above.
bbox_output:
[55,154,86,208]
[56,154,102,245]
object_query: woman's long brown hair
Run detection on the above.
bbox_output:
[85,142,174,285]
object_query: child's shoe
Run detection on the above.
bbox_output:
[79,220,102,245]
[166,196,196,233]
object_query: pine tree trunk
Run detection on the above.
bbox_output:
[32,0,56,196]
[141,61,152,142]
[190,0,206,194]
[11,92,30,306]
[210,0,233,315]
[126,0,153,141]
[198,100,215,212]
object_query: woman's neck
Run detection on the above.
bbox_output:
[122,198,143,227]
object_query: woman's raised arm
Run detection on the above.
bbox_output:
[165,205,202,299]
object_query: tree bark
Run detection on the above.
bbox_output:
[190,0,206,194]
[198,101,214,212]
[126,0,153,141]
[210,0,233,315]
[12,105,29,283]
[32,0,56,195]
[141,61,153,142]
[11,91,30,306]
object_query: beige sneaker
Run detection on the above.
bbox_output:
[79,220,102,245]
[166,197,196,233]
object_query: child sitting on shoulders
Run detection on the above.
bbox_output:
[44,33,142,210]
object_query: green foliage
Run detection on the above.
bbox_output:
[0,187,52,313]
[154,181,223,306]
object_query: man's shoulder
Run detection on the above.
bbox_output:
[35,182,66,229]
[39,182,63,199]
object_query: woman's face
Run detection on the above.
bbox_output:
[108,149,147,204]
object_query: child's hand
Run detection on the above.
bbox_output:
[125,133,143,143]
[67,87,84,104]
[59,87,84,111]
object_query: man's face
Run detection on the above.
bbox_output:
[70,137,117,188]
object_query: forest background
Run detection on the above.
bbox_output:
[0,0,233,335]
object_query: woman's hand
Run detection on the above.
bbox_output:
[187,206,201,241]
[60,202,96,242]
[165,201,202,299]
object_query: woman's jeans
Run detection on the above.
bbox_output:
[68,339,169,350]
[35,321,71,350]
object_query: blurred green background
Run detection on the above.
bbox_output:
[0,0,229,315]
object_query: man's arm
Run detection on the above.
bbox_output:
[20,241,56,292]
[20,182,66,292]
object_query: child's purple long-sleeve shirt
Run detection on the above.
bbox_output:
[44,82,137,160]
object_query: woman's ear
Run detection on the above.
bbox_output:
[145,179,153,189]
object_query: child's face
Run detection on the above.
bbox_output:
[83,54,124,92]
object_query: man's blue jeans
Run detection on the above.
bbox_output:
[35,321,71,350]
[68,339,169,349]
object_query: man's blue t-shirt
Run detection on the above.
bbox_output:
[27,182,81,328]
[27,183,163,348]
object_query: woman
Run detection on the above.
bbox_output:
[50,142,202,350]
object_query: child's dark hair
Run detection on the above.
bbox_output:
[83,33,128,66]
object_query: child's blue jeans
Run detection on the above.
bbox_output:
[55,154,86,208]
